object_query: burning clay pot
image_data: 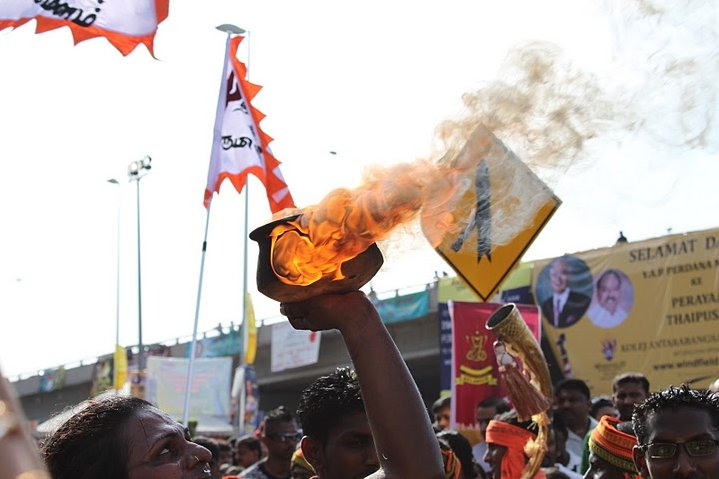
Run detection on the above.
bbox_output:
[249,214,384,303]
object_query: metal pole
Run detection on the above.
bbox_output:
[136,177,145,371]
[239,184,249,433]
[114,187,121,348]
[182,206,212,426]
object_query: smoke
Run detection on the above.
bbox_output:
[272,1,718,282]
[434,0,718,175]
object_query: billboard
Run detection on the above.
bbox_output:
[535,228,719,394]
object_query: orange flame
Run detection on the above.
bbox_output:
[270,165,428,286]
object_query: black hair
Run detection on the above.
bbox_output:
[432,396,452,413]
[436,429,479,479]
[493,410,536,433]
[235,434,262,455]
[596,269,622,289]
[478,396,511,414]
[590,395,614,418]
[632,384,719,445]
[297,367,364,445]
[555,378,591,401]
[612,372,650,395]
[264,405,296,431]
[42,395,153,479]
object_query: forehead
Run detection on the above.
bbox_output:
[558,388,587,400]
[615,381,645,394]
[327,411,371,440]
[646,407,717,442]
[126,408,185,451]
[265,418,299,434]
[599,274,620,288]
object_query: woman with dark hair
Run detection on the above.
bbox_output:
[41,395,212,479]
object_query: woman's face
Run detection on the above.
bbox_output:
[125,407,213,479]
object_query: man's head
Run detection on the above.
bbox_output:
[632,384,719,479]
[261,406,301,465]
[432,396,452,431]
[554,378,592,427]
[483,411,537,479]
[476,396,511,437]
[549,258,569,294]
[597,270,622,314]
[297,368,379,479]
[585,416,641,479]
[613,373,650,421]
[591,395,619,421]
[234,434,262,468]
[436,429,478,479]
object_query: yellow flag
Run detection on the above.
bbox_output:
[114,344,127,390]
[244,292,258,365]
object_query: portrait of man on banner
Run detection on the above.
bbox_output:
[587,268,634,328]
[535,255,593,329]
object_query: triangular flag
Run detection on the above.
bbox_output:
[204,35,296,213]
[0,0,169,57]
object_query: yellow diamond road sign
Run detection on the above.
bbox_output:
[429,126,561,301]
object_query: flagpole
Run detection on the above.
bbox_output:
[239,27,252,435]
[182,204,212,426]
[181,28,238,426]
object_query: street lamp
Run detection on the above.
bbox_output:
[127,155,152,370]
[106,179,121,351]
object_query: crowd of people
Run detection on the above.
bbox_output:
[1,292,718,479]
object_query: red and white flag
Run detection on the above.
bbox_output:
[204,35,295,213]
[0,0,169,56]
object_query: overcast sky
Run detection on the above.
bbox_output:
[0,0,716,378]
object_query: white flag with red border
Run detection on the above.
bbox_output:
[204,35,295,213]
[0,0,169,56]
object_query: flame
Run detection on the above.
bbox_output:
[270,168,427,286]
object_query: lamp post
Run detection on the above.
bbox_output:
[127,155,152,371]
[106,178,121,353]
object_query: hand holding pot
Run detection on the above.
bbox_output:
[279,291,379,336]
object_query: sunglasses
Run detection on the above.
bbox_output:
[641,439,719,459]
[266,432,302,444]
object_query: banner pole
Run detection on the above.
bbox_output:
[182,204,212,426]
[238,28,252,435]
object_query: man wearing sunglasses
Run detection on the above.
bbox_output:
[240,405,302,479]
[632,384,719,478]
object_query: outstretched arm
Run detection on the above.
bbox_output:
[0,367,51,479]
[280,291,443,479]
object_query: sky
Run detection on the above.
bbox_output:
[0,0,717,379]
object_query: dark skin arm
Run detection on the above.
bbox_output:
[0,369,51,479]
[280,291,444,479]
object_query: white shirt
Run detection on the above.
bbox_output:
[472,441,490,473]
[587,302,629,328]
[566,416,598,458]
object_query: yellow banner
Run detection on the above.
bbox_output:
[534,228,719,394]
[244,292,258,365]
[113,344,127,391]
